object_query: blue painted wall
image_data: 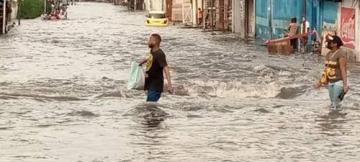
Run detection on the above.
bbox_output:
[271,0,304,38]
[255,0,270,40]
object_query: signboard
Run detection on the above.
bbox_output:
[340,7,355,49]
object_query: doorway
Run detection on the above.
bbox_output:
[245,0,255,38]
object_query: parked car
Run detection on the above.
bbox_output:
[145,11,168,27]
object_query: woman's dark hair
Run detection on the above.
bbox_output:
[291,17,297,23]
[327,35,344,48]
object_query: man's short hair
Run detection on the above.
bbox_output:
[151,33,162,43]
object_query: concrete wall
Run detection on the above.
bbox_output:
[172,0,182,21]
[232,0,245,38]
[145,0,163,11]
[10,0,18,21]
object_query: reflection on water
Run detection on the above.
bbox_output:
[1,2,360,162]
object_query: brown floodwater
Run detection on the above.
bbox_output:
[1,2,360,162]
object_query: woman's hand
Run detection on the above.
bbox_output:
[314,82,322,90]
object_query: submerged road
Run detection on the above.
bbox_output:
[1,2,360,162]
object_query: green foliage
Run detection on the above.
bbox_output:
[19,0,46,19]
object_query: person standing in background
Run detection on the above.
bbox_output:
[301,16,310,52]
[198,8,203,25]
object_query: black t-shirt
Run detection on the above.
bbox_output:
[145,49,168,92]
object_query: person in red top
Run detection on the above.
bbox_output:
[198,8,203,25]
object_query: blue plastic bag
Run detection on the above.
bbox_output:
[127,61,145,90]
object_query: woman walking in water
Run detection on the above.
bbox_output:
[315,35,349,111]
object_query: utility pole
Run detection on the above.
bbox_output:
[44,0,47,15]
[268,0,273,39]
[18,0,21,25]
[202,0,205,31]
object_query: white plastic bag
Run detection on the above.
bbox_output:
[127,61,145,90]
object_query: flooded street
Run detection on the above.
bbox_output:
[1,2,360,162]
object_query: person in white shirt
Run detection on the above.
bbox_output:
[301,16,310,33]
[300,17,310,52]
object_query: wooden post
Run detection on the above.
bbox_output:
[202,0,205,30]
[18,0,21,25]
[166,0,172,21]
[218,0,224,31]
[244,0,249,38]
[3,0,6,34]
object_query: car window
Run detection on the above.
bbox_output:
[149,14,166,18]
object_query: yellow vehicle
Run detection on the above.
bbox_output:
[145,11,169,27]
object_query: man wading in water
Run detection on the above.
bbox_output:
[140,34,174,102]
[315,35,349,111]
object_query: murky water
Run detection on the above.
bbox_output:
[1,2,360,162]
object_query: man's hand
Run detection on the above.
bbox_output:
[343,83,349,94]
[138,59,146,66]
[167,83,174,94]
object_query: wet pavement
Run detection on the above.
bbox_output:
[1,2,360,162]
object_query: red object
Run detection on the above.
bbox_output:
[340,7,356,49]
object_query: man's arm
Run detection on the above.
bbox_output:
[163,65,173,94]
[339,57,349,93]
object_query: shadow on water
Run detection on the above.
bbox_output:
[316,111,348,134]
[125,103,172,161]
[124,102,169,127]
